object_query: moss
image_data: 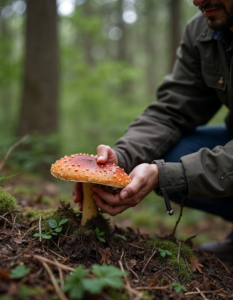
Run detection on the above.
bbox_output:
[161,276,170,284]
[19,284,44,298]
[22,208,56,222]
[74,227,92,236]
[0,189,18,217]
[146,237,193,282]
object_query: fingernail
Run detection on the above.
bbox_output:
[121,191,128,200]
[97,156,104,161]
[93,195,97,201]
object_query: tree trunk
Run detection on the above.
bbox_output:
[17,0,59,136]
[169,0,181,71]
[144,1,157,100]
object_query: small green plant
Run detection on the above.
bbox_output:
[10,265,31,279]
[63,264,127,300]
[0,174,18,187]
[158,248,172,258]
[34,216,68,239]
[161,276,170,284]
[172,282,187,292]
[95,227,105,242]
[114,233,126,241]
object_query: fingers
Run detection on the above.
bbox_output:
[120,174,146,200]
[96,144,118,165]
[72,182,83,211]
[93,194,129,216]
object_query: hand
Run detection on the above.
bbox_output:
[92,163,159,216]
[72,145,118,210]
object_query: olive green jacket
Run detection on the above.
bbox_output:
[113,11,233,199]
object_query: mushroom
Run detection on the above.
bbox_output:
[50,154,131,226]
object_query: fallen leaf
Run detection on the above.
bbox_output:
[190,257,204,273]
[93,242,97,251]
[128,259,137,268]
[0,269,11,280]
[12,236,26,244]
[149,273,159,287]
[204,277,218,290]
[99,247,111,265]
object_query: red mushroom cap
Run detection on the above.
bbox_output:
[51,154,131,188]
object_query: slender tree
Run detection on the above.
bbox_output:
[169,0,181,70]
[17,0,59,136]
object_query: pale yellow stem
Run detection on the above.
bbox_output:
[81,183,99,226]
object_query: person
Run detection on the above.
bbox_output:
[73,0,233,260]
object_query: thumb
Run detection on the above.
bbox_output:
[120,175,143,200]
[96,144,118,165]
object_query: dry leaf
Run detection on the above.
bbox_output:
[12,236,26,244]
[93,242,97,251]
[149,273,159,287]
[0,268,11,280]
[204,277,218,290]
[99,247,111,265]
[190,257,204,273]
[128,259,137,268]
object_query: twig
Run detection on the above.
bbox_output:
[23,225,38,238]
[124,255,140,281]
[136,284,171,290]
[184,256,192,275]
[42,261,68,300]
[53,258,65,289]
[141,250,157,274]
[44,246,66,261]
[0,215,20,234]
[195,287,208,300]
[177,240,181,263]
[172,195,185,237]
[24,254,74,272]
[184,234,197,244]
[118,260,134,300]
[126,243,149,250]
[39,217,42,243]
[0,134,29,171]
[185,288,223,296]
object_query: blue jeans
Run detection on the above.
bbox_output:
[162,125,233,223]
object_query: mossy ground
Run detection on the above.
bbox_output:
[146,237,195,281]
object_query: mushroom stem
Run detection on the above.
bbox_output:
[81,183,99,226]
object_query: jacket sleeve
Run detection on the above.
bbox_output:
[154,140,233,199]
[113,18,222,175]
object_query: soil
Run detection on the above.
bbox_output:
[0,199,233,300]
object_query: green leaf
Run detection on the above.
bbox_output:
[55,216,60,224]
[172,283,179,287]
[98,231,105,236]
[59,219,68,226]
[82,278,104,294]
[175,286,182,292]
[114,234,126,241]
[69,282,85,299]
[10,265,30,279]
[43,234,52,239]
[92,264,127,278]
[55,227,62,233]
[52,232,58,235]
[165,250,172,256]
[33,233,44,237]
[160,251,166,257]
[95,227,100,235]
[98,236,105,242]
[0,174,18,182]
[49,220,57,228]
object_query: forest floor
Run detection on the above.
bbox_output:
[0,172,233,300]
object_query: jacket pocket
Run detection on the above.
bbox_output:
[201,62,229,106]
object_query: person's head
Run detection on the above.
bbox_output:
[193,0,233,31]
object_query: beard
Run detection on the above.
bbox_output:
[199,2,233,30]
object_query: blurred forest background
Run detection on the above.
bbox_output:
[0,0,230,242]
